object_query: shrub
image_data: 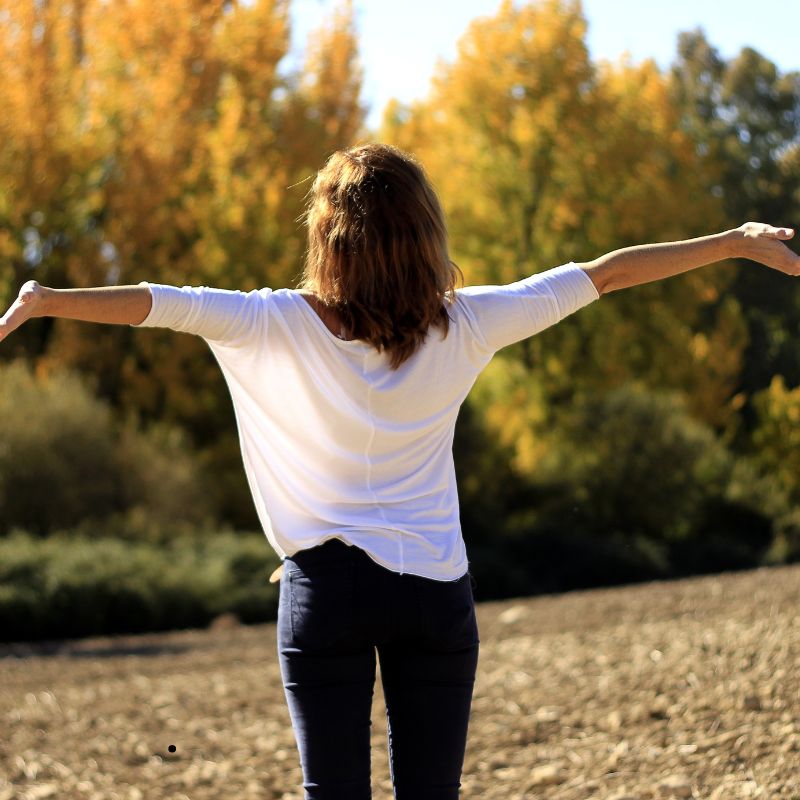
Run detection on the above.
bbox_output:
[509,380,791,578]
[115,412,218,528]
[748,374,800,506]
[0,359,216,536]
[0,360,123,534]
[530,381,735,545]
[0,529,281,643]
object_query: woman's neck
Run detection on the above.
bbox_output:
[298,292,354,340]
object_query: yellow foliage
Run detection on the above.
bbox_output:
[471,357,553,476]
[377,0,740,475]
[0,0,754,496]
[749,375,800,503]
[0,0,367,448]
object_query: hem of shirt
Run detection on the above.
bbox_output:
[288,534,469,582]
[566,260,601,301]
[129,281,157,327]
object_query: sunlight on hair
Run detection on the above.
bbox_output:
[296,143,465,370]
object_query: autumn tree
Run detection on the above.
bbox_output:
[379,0,745,483]
[0,0,369,526]
[669,30,800,442]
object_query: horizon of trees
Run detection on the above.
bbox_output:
[0,0,798,569]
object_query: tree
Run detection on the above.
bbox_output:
[668,29,800,437]
[0,0,369,527]
[747,375,800,508]
[378,0,744,482]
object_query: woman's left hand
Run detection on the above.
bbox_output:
[734,222,800,275]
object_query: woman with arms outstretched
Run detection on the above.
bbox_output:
[1,142,797,800]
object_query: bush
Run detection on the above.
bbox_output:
[0,361,123,534]
[747,374,800,506]
[115,413,218,528]
[468,530,668,601]
[531,381,740,544]
[0,359,216,536]
[490,380,794,583]
[0,528,282,643]
[679,447,794,572]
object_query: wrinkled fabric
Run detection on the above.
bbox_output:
[132,261,599,580]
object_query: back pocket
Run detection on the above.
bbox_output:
[415,571,479,648]
[289,561,357,651]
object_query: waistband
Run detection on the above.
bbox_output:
[286,537,361,567]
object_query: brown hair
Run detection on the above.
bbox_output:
[296,142,464,370]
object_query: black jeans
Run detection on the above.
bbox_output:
[277,537,480,800]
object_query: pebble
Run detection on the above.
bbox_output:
[607,709,623,730]
[526,762,568,787]
[498,606,527,624]
[657,774,694,798]
[742,694,762,711]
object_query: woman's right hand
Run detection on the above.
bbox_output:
[0,280,50,343]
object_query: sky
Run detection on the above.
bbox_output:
[281,0,800,132]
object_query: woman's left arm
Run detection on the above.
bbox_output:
[580,222,799,294]
[1,280,268,347]
[0,281,152,343]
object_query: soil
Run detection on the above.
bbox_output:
[1,563,798,799]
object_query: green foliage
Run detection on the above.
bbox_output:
[669,30,800,228]
[0,360,122,534]
[669,30,800,405]
[0,360,216,536]
[516,382,788,567]
[531,382,734,542]
[746,375,800,505]
[0,529,281,643]
[115,412,218,529]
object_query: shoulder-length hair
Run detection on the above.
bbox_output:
[296,142,464,370]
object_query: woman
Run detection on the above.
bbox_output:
[0,142,797,799]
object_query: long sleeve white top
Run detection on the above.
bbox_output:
[131,261,600,580]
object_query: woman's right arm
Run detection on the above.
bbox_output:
[0,280,152,342]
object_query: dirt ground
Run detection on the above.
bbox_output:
[1,562,798,800]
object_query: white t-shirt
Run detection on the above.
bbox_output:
[131,261,600,580]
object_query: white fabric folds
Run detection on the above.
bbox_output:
[132,262,599,580]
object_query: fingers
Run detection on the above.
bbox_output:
[0,299,26,342]
[741,222,795,239]
[756,223,794,238]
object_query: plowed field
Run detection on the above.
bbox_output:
[2,563,798,799]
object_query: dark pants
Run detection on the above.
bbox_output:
[277,537,480,800]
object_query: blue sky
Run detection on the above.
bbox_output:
[281,0,800,132]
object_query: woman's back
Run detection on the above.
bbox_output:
[132,260,598,580]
